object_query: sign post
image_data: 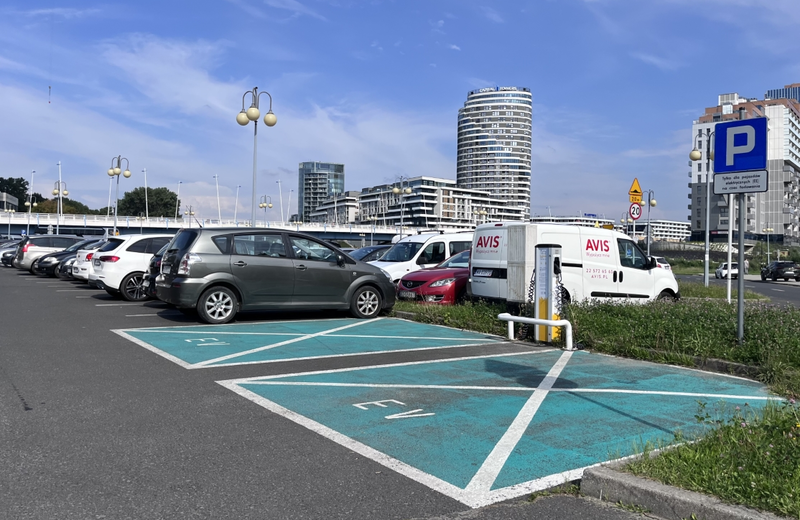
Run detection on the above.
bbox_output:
[713,118,768,344]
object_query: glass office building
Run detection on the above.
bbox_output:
[456,86,532,219]
[298,162,344,223]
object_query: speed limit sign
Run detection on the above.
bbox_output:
[629,203,642,220]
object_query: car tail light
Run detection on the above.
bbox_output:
[177,253,202,275]
[100,255,120,262]
[22,243,30,253]
[86,253,94,261]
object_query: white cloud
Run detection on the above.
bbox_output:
[630,52,681,71]
[448,44,461,51]
[263,0,327,21]
[480,6,503,23]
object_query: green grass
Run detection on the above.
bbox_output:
[677,280,767,300]
[626,401,800,519]
[391,291,800,517]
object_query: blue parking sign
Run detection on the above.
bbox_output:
[713,118,767,173]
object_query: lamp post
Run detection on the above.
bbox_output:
[25,169,36,235]
[763,227,774,261]
[174,181,182,221]
[287,190,293,223]
[276,180,284,224]
[639,190,657,256]
[4,208,13,237]
[392,177,413,228]
[474,209,488,226]
[236,86,277,229]
[259,195,273,227]
[184,206,195,228]
[141,168,149,219]
[369,216,377,245]
[137,212,145,233]
[53,161,68,234]
[213,174,221,223]
[107,155,131,236]
[690,129,715,287]
[234,185,241,225]
[52,180,68,235]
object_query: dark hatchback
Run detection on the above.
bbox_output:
[143,243,170,299]
[32,238,104,277]
[156,228,396,324]
[761,261,798,281]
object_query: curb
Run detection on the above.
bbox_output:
[580,465,789,520]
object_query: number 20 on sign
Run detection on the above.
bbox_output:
[629,203,642,220]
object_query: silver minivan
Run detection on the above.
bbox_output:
[156,228,396,324]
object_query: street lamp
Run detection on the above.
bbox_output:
[763,227,774,261]
[259,195,273,227]
[25,169,36,236]
[368,216,377,245]
[639,190,657,256]
[236,86,277,228]
[392,177,413,228]
[474,208,488,226]
[4,208,13,238]
[690,128,715,287]
[107,155,131,236]
[184,206,195,228]
[137,212,145,233]
[52,180,68,235]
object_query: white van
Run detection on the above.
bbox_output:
[469,222,679,303]
[370,231,474,283]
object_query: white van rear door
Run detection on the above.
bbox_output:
[616,238,655,300]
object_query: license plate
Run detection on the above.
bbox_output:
[93,259,100,266]
[474,269,493,277]
[398,290,416,299]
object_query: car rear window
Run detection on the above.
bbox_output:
[96,238,125,252]
[168,230,199,252]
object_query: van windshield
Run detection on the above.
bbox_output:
[380,242,423,262]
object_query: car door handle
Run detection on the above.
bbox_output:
[295,264,307,271]
[233,261,247,267]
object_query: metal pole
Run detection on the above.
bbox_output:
[277,180,284,224]
[726,194,733,303]
[737,192,745,344]
[251,119,258,228]
[286,190,293,223]
[143,168,149,219]
[646,195,652,256]
[703,129,713,287]
[26,170,35,235]
[174,181,181,221]
[214,174,221,222]
[234,185,240,224]
[107,177,112,218]
[113,172,120,235]
[56,161,62,235]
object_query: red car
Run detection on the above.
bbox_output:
[397,250,470,304]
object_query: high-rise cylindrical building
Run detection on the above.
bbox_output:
[456,87,532,219]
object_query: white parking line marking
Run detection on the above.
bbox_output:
[95,303,144,306]
[76,296,93,298]
[772,288,785,292]
[195,319,381,367]
[58,289,102,292]
[126,313,181,317]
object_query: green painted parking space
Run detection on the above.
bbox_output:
[220,349,778,508]
[114,318,503,369]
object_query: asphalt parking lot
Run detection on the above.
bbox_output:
[0,267,779,519]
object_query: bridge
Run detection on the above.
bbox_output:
[0,212,475,246]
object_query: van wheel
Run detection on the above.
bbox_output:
[197,286,238,324]
[657,291,675,301]
[350,286,382,319]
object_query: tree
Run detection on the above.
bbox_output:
[117,187,180,218]
[35,198,98,214]
[0,177,29,204]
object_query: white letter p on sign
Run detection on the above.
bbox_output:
[726,126,755,166]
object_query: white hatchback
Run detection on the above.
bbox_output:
[72,239,111,281]
[89,234,173,300]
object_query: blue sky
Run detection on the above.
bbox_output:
[0,0,798,223]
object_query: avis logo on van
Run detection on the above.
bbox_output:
[476,235,500,249]
[585,238,610,257]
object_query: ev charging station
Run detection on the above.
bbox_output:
[534,244,562,342]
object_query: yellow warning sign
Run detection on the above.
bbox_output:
[628,178,643,203]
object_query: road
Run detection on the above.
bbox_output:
[677,272,800,307]
[0,267,657,520]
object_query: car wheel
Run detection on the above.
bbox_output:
[120,272,148,302]
[657,290,676,301]
[350,285,382,319]
[197,286,238,324]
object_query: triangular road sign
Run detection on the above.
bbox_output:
[628,178,642,196]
